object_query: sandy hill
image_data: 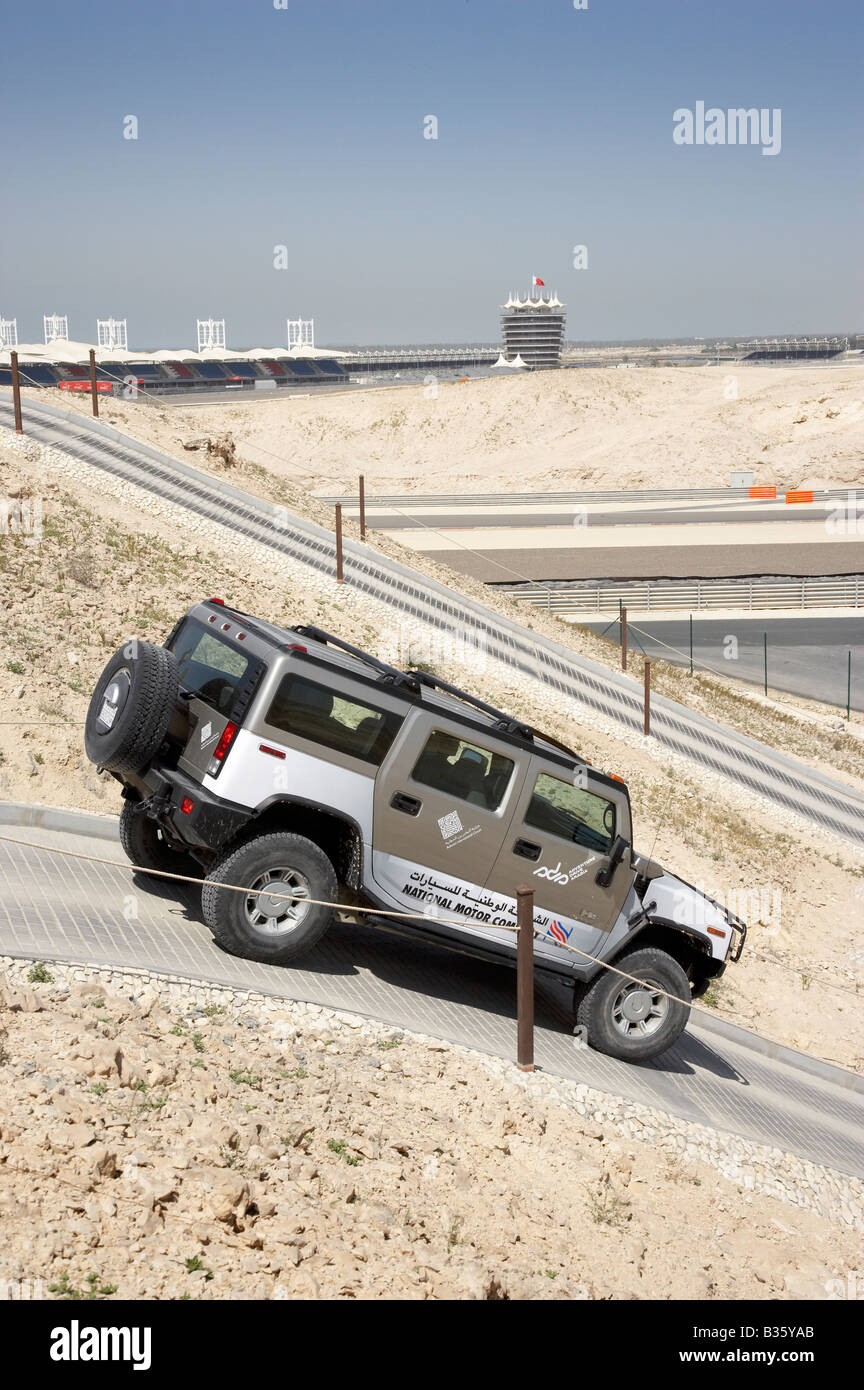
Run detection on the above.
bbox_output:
[72,363,864,496]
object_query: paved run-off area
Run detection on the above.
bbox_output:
[1,820,862,1182]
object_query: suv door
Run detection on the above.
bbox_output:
[371,715,529,934]
[486,764,636,968]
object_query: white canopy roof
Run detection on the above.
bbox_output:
[36,338,98,362]
[0,347,52,365]
[149,348,202,362]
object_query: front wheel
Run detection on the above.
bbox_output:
[575,947,691,1061]
[202,832,337,964]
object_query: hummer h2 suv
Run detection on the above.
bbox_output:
[84,599,746,1061]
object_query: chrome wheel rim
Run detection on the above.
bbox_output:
[244,867,312,936]
[611,976,668,1039]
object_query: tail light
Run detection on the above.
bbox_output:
[208,720,238,775]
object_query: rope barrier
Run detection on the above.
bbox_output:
[1,830,859,1053]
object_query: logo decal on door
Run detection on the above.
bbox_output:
[437,810,463,840]
[546,919,573,945]
[533,857,597,884]
[437,809,482,849]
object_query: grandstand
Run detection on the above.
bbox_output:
[740,336,849,361]
[0,342,348,394]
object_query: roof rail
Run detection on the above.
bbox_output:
[404,669,532,740]
[294,625,421,691]
[405,669,584,765]
[294,626,584,765]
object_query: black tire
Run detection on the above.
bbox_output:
[119,800,203,881]
[202,832,337,965]
[85,640,180,778]
[576,947,691,1062]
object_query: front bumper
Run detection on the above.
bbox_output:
[128,767,252,853]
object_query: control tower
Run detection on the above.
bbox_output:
[500,290,566,367]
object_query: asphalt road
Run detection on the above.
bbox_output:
[584,615,864,712]
[1,820,862,1179]
[419,541,864,584]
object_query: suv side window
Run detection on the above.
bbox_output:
[525,772,616,853]
[266,673,403,765]
[410,730,514,811]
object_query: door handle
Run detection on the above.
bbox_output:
[513,837,541,861]
[391,791,422,816]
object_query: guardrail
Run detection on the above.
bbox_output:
[321,484,856,509]
[503,575,863,614]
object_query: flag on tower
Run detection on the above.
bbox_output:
[532,276,545,287]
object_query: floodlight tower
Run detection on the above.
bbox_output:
[97,318,128,351]
[287,317,314,350]
[44,313,69,344]
[0,317,17,349]
[197,318,227,352]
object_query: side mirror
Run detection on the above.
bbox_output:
[595,834,630,888]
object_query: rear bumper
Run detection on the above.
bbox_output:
[130,767,252,853]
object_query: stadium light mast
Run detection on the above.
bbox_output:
[97,318,128,351]
[0,317,17,349]
[44,313,69,344]
[197,318,226,352]
[287,317,314,351]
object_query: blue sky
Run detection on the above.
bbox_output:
[1,0,860,346]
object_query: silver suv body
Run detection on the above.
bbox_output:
[85,599,745,1060]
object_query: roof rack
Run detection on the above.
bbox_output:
[294,626,421,691]
[294,625,585,766]
[406,670,584,765]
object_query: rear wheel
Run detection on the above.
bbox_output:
[202,832,337,964]
[119,800,203,880]
[576,947,691,1061]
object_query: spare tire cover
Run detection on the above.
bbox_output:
[84,639,180,778]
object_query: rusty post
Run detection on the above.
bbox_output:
[516,884,535,1072]
[359,474,366,540]
[621,606,628,671]
[335,503,344,584]
[643,658,651,736]
[88,348,99,418]
[10,351,23,434]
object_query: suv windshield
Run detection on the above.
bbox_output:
[169,618,250,715]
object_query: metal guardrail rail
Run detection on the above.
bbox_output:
[504,576,864,614]
[3,391,864,850]
[321,484,856,508]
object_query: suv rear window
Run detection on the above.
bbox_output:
[265,674,403,765]
[171,619,251,715]
[410,731,514,811]
[525,772,616,852]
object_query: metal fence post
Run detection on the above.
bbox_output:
[516,885,535,1072]
[88,348,99,418]
[10,351,23,434]
[847,651,852,722]
[621,605,628,671]
[335,504,344,584]
[359,474,366,541]
[689,614,694,676]
[643,658,651,735]
[763,632,768,697]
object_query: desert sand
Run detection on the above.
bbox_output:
[47,362,864,497]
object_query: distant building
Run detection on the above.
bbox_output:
[500,291,566,368]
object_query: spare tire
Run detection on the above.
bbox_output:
[85,640,180,777]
